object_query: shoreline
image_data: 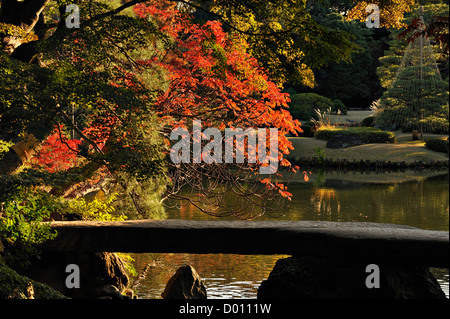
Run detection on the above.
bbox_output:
[279,168,448,185]
[287,131,448,167]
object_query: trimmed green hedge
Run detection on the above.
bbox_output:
[315,127,396,144]
[425,138,449,154]
[361,116,375,127]
[298,121,315,137]
[289,93,332,120]
[332,99,347,115]
[288,93,347,120]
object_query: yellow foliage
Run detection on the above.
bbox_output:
[0,23,38,43]
[347,1,415,29]
[209,2,318,87]
[68,193,127,221]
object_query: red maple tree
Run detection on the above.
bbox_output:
[31,125,81,173]
[31,0,303,205]
[133,1,303,199]
[135,2,302,160]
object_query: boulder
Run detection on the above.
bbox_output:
[257,256,446,299]
[19,251,129,299]
[0,257,68,299]
[93,284,123,299]
[162,265,207,299]
[326,134,363,149]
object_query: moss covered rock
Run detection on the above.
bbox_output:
[0,257,68,299]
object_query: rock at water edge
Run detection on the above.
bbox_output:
[162,265,207,299]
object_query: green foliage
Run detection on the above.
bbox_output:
[65,193,127,221]
[375,65,449,133]
[0,188,57,268]
[205,0,359,86]
[0,52,58,142]
[315,13,383,104]
[0,257,68,299]
[297,121,315,137]
[361,116,376,127]
[332,99,347,115]
[0,188,56,244]
[315,127,396,144]
[0,184,132,268]
[425,137,449,153]
[283,87,297,97]
[288,93,334,120]
[377,52,404,89]
[314,146,326,163]
[0,22,38,44]
[116,253,138,278]
[0,140,13,160]
[110,174,167,220]
[290,11,388,109]
[0,0,170,219]
[376,3,450,89]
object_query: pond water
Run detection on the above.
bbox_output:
[129,170,449,299]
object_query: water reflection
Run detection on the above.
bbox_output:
[130,171,449,299]
[283,176,449,230]
[131,253,286,299]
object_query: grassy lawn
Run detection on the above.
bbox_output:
[287,110,448,163]
[327,110,375,124]
[287,133,448,163]
[281,111,448,183]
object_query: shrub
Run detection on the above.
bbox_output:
[376,65,449,133]
[65,193,126,221]
[425,138,449,154]
[361,116,375,127]
[288,93,334,120]
[0,188,58,268]
[0,187,126,268]
[298,121,315,137]
[315,127,396,144]
[400,117,449,134]
[332,99,347,115]
[283,87,297,97]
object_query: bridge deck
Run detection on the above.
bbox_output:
[43,220,449,267]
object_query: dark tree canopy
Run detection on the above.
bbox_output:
[0,0,428,220]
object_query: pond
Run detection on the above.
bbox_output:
[129,170,449,299]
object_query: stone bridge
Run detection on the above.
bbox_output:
[43,219,449,268]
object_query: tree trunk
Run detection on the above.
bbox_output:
[0,133,40,174]
[0,0,50,173]
[0,0,49,60]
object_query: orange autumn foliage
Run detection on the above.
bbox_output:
[31,126,81,173]
[32,1,305,203]
[135,1,302,169]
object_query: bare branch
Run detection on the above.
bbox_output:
[60,110,105,156]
